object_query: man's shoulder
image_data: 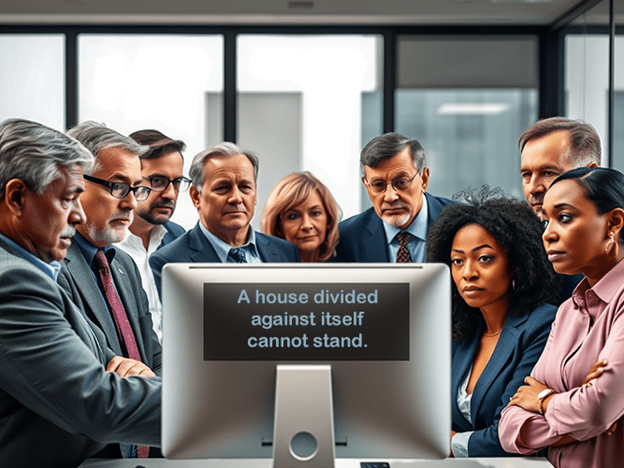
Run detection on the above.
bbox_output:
[152,225,197,261]
[338,207,379,234]
[163,221,186,239]
[256,232,299,259]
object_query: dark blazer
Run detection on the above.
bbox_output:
[58,240,162,375]
[150,222,300,294]
[451,303,557,457]
[0,239,161,468]
[161,220,185,248]
[334,192,452,262]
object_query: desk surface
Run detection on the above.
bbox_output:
[80,458,553,468]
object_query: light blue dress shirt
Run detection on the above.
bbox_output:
[381,194,429,263]
[198,223,262,263]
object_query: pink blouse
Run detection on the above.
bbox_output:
[499,259,624,468]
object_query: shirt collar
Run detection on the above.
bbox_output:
[0,232,62,281]
[572,258,624,309]
[73,231,117,266]
[382,193,429,245]
[122,224,167,252]
[198,222,259,262]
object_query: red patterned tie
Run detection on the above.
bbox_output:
[396,232,412,263]
[93,250,150,458]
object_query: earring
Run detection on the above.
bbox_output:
[606,232,616,255]
[511,278,516,291]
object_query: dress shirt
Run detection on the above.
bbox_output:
[118,225,167,342]
[499,259,624,468]
[452,366,473,457]
[382,195,429,263]
[198,222,262,263]
[0,232,61,281]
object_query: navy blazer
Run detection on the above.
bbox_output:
[334,192,452,262]
[149,222,300,294]
[451,303,557,457]
[161,220,185,248]
[58,240,162,375]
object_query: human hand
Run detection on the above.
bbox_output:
[450,430,456,457]
[583,359,608,387]
[508,376,550,413]
[106,356,156,378]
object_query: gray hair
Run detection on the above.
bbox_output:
[360,132,427,174]
[0,118,94,200]
[67,121,148,171]
[189,142,259,192]
[518,117,601,167]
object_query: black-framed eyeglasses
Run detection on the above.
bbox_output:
[83,174,152,201]
[143,176,191,193]
[364,173,419,194]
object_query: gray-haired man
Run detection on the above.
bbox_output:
[150,141,299,294]
[0,119,161,467]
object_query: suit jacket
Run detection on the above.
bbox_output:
[334,192,452,262]
[58,240,162,375]
[0,239,161,468]
[161,220,185,248]
[150,222,300,294]
[451,303,557,457]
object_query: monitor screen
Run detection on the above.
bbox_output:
[161,263,451,463]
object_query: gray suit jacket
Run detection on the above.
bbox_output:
[0,239,161,468]
[58,240,162,375]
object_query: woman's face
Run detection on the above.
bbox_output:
[542,179,610,277]
[278,191,328,261]
[451,224,511,313]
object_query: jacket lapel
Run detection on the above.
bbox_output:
[188,224,221,263]
[363,213,390,262]
[63,242,123,356]
[471,310,529,419]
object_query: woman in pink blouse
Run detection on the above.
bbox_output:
[499,166,624,468]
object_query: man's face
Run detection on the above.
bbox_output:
[190,153,257,245]
[520,130,575,220]
[136,151,184,225]
[363,146,429,230]
[19,165,86,263]
[77,147,142,248]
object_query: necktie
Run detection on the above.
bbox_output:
[93,250,149,458]
[228,247,247,263]
[396,232,412,263]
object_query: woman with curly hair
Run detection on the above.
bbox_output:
[261,172,341,262]
[425,187,558,458]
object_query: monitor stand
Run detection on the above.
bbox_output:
[273,365,336,468]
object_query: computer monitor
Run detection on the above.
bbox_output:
[161,263,451,465]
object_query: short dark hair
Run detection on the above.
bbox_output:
[425,186,559,343]
[518,117,601,166]
[129,129,186,161]
[551,167,624,242]
[360,132,427,173]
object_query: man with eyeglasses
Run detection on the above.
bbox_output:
[335,132,451,263]
[118,129,189,342]
[57,121,162,458]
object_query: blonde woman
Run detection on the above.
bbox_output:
[261,172,341,262]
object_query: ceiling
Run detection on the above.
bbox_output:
[0,0,589,26]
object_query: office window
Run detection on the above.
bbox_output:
[394,36,538,202]
[78,34,224,228]
[237,34,383,221]
[0,34,64,129]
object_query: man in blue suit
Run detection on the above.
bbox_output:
[150,142,299,294]
[335,133,451,263]
[118,129,189,342]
